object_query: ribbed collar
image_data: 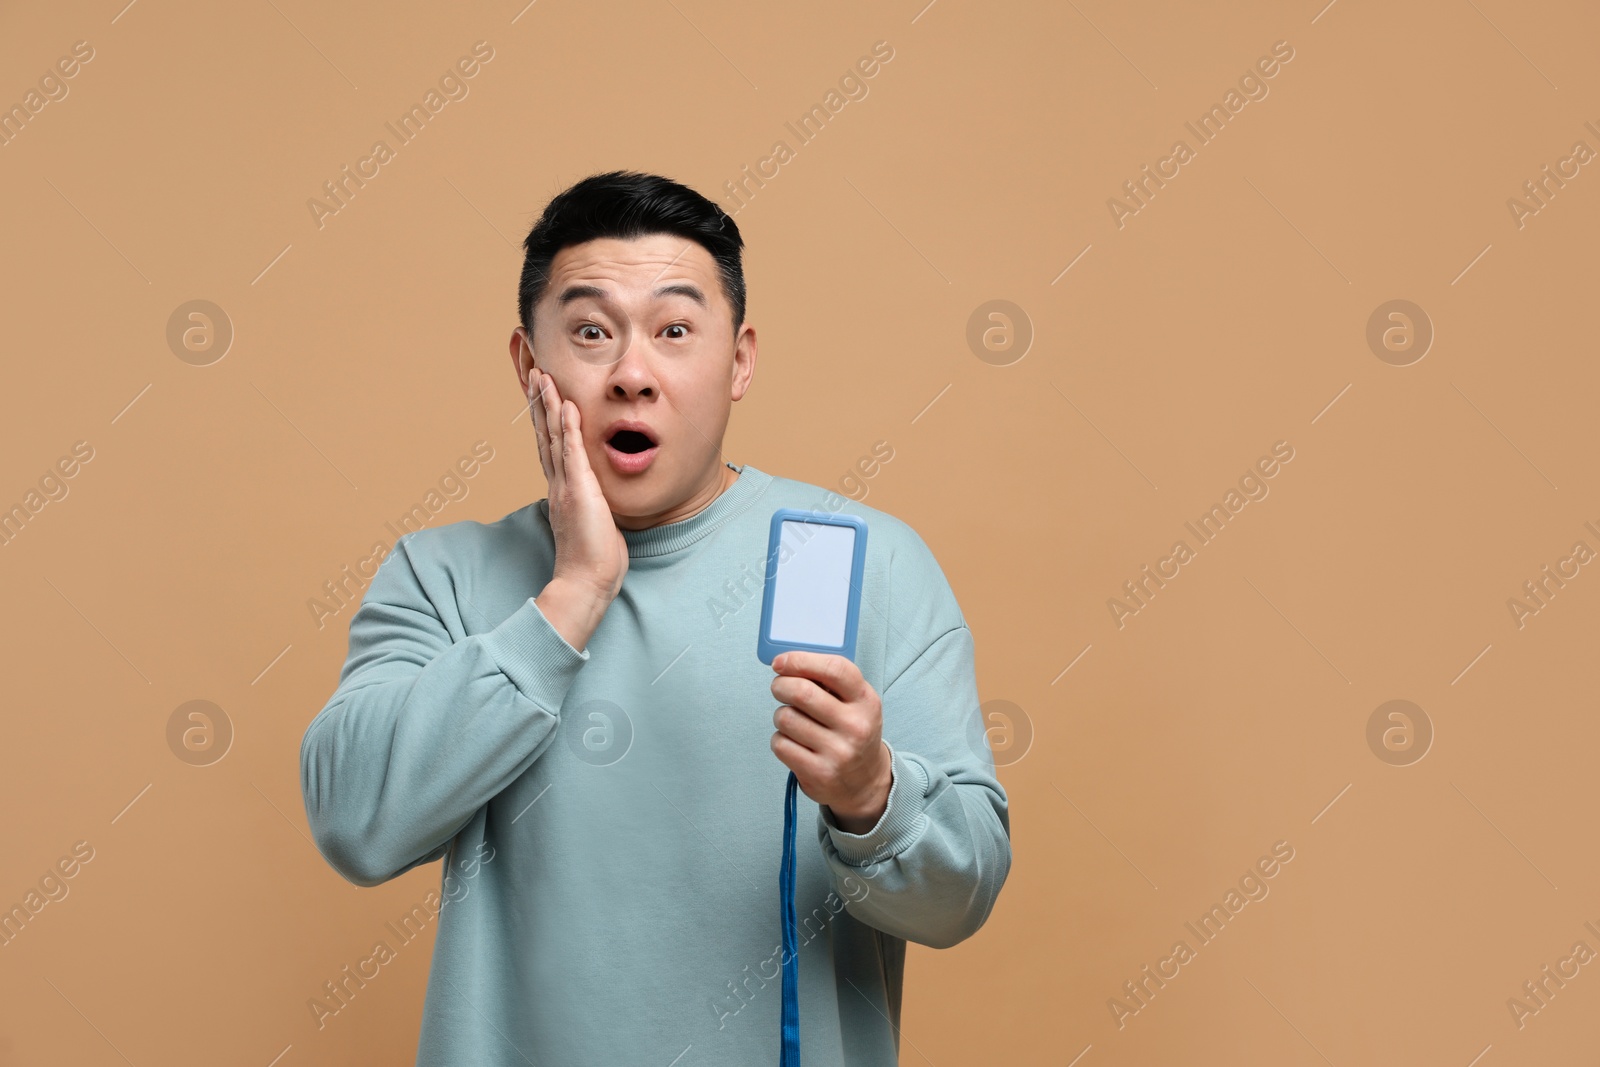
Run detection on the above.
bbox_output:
[537,462,772,559]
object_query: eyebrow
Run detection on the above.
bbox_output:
[556,283,708,309]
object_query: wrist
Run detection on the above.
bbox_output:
[535,576,611,651]
[829,742,894,834]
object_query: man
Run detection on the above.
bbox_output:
[300,170,1011,1066]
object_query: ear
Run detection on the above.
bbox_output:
[730,321,757,402]
[509,326,537,394]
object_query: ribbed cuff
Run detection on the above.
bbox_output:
[820,741,929,867]
[479,596,590,713]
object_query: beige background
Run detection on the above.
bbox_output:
[2,0,1598,1063]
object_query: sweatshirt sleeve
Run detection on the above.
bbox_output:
[300,534,589,888]
[814,622,1013,949]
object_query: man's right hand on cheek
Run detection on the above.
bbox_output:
[528,369,626,652]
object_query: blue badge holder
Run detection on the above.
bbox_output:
[757,509,868,666]
[757,508,867,1067]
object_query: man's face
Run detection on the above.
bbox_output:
[509,233,756,529]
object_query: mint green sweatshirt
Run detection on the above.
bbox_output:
[300,463,1012,1066]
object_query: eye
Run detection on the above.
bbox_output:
[577,324,606,342]
[663,323,688,339]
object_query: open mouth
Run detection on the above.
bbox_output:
[607,429,656,454]
[602,422,660,474]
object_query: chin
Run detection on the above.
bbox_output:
[596,465,668,511]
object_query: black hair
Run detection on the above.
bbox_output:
[517,170,746,339]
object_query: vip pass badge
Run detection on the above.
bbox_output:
[756,507,868,1066]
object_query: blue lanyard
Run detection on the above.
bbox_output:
[779,769,801,1065]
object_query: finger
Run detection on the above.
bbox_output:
[771,731,822,783]
[772,703,831,753]
[773,652,870,703]
[560,398,598,484]
[559,401,584,478]
[540,372,565,488]
[771,674,848,730]
[528,374,553,484]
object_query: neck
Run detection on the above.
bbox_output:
[613,462,736,531]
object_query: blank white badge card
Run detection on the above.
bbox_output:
[768,520,857,648]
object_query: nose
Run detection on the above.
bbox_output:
[606,326,657,400]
